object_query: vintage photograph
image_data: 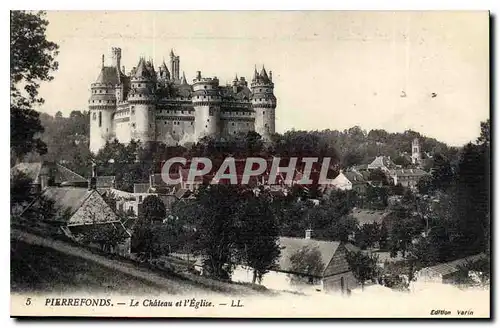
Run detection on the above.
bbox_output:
[10,11,490,318]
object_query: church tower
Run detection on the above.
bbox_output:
[127,57,156,143]
[411,138,421,165]
[251,66,276,140]
[192,70,221,139]
[89,53,118,153]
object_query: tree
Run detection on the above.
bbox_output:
[194,185,243,280]
[368,168,390,186]
[11,11,59,161]
[79,221,128,253]
[393,155,411,168]
[355,222,381,250]
[236,196,281,284]
[288,246,325,285]
[132,220,174,261]
[10,171,34,206]
[141,195,166,222]
[346,251,379,289]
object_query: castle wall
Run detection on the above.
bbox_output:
[220,109,255,136]
[90,108,114,153]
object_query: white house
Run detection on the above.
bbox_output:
[330,171,353,191]
[232,235,360,295]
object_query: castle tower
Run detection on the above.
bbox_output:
[127,57,156,143]
[112,47,121,69]
[89,54,118,153]
[251,65,276,140]
[170,49,180,81]
[192,70,221,139]
[411,138,421,164]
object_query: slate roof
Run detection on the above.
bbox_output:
[42,187,93,219]
[21,187,119,226]
[95,66,126,85]
[368,156,396,170]
[351,209,391,226]
[96,176,115,189]
[277,237,341,277]
[389,168,428,177]
[11,162,86,185]
[419,253,487,277]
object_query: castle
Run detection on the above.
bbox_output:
[89,47,277,153]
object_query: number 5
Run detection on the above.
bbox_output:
[25,298,31,306]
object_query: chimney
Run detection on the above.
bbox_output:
[112,47,122,69]
[88,162,97,190]
[305,229,313,240]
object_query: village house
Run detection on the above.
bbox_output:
[367,156,397,172]
[232,233,360,294]
[11,161,88,193]
[108,187,180,218]
[388,168,429,190]
[19,172,131,256]
[415,253,488,285]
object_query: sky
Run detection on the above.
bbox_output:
[37,11,489,146]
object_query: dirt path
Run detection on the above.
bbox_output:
[11,229,238,296]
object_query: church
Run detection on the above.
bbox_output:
[89,47,277,153]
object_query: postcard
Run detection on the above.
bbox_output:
[10,10,490,318]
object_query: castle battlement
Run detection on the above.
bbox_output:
[89,48,277,153]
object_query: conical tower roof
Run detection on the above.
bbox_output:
[260,66,270,82]
[134,57,151,79]
[253,66,260,81]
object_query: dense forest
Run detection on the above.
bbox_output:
[21,109,460,180]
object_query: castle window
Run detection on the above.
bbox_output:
[92,113,96,120]
[205,125,208,128]
[207,119,210,122]
[99,100,102,103]
[263,111,265,114]
[132,123,136,128]
[204,86,207,89]
[138,84,141,87]
[232,123,235,126]
[191,122,193,125]
[98,112,102,127]
[259,89,262,92]
[203,96,206,99]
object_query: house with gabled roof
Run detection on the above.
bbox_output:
[11,161,87,193]
[367,156,397,172]
[232,233,360,294]
[20,182,131,256]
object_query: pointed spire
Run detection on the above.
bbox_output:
[260,65,269,81]
[181,71,187,85]
[101,54,105,68]
[170,49,175,58]
[269,70,273,82]
[161,60,170,78]
[134,57,151,79]
[234,73,238,82]
[253,65,259,81]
